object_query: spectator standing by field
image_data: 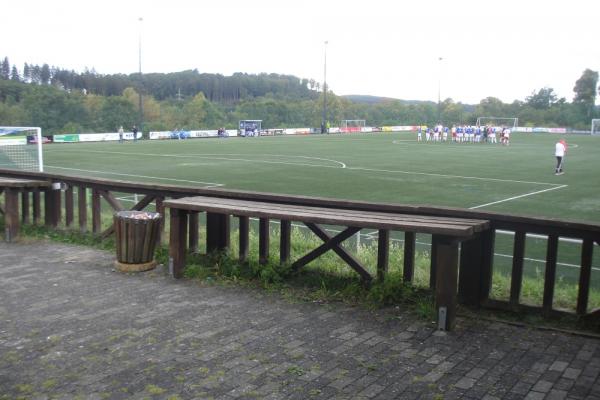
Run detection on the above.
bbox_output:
[555,139,567,175]
[118,126,124,143]
[132,125,138,142]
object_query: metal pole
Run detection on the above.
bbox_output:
[138,17,144,138]
[322,41,328,133]
[437,57,442,124]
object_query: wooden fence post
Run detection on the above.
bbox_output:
[78,187,87,232]
[403,231,415,283]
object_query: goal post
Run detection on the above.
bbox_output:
[475,117,518,130]
[0,127,44,172]
[340,120,366,133]
[591,119,600,136]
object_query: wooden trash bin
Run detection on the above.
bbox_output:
[114,210,162,272]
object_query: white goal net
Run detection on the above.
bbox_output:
[475,117,518,130]
[340,120,366,133]
[591,119,600,136]
[0,127,44,172]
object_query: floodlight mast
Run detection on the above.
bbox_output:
[322,40,328,134]
[138,17,144,137]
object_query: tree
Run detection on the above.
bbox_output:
[526,87,560,110]
[573,69,598,117]
[10,66,20,82]
[1,57,10,80]
[23,63,30,83]
[40,64,51,85]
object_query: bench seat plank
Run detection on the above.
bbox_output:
[164,196,489,237]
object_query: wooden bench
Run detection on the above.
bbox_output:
[0,177,51,242]
[163,195,490,330]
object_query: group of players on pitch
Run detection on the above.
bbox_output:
[417,124,511,145]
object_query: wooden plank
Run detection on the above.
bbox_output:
[169,208,188,278]
[98,190,125,212]
[576,239,593,316]
[189,211,199,253]
[510,231,526,308]
[280,219,291,264]
[458,233,484,306]
[92,189,101,234]
[297,223,372,283]
[434,236,459,331]
[4,188,19,242]
[238,216,249,263]
[78,187,87,232]
[479,229,496,303]
[65,187,74,227]
[163,196,488,237]
[259,218,270,265]
[377,229,389,282]
[403,231,415,283]
[543,234,559,316]
[32,189,40,225]
[21,190,30,225]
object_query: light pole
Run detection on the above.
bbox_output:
[138,17,144,138]
[437,57,443,124]
[322,40,328,134]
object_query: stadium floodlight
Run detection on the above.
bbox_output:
[0,127,44,172]
[591,119,600,136]
[476,117,518,130]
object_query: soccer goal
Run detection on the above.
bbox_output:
[475,117,518,130]
[591,119,600,136]
[0,127,44,172]
[340,120,366,133]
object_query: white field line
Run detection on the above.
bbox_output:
[46,165,224,187]
[47,149,347,169]
[346,166,564,187]
[468,185,568,209]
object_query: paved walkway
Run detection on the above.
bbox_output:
[1,241,599,400]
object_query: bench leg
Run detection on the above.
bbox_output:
[169,208,188,278]
[433,235,459,331]
[4,188,19,242]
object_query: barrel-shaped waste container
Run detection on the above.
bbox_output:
[114,210,162,272]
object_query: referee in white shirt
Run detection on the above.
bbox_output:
[555,139,567,175]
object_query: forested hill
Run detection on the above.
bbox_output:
[0,57,318,102]
[1,56,598,132]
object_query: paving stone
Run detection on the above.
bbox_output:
[0,241,599,400]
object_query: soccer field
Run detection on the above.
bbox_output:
[42,131,600,223]
[38,131,600,297]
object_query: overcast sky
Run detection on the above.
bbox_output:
[3,0,599,104]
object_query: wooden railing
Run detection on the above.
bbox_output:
[1,168,599,320]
